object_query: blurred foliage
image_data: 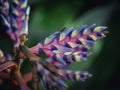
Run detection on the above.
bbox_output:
[0,0,120,90]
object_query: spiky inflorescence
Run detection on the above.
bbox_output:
[0,0,108,90]
[30,25,107,68]
[0,0,30,47]
[29,24,108,89]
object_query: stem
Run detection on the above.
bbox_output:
[15,72,31,90]
[31,61,40,90]
[11,60,31,90]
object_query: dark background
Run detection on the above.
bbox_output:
[28,0,120,89]
[0,0,120,90]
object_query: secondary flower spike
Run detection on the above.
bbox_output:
[0,0,108,90]
[0,0,30,47]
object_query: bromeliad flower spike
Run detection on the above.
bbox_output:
[0,0,108,90]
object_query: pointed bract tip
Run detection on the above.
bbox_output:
[103,30,109,35]
[0,50,4,58]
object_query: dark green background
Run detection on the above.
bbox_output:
[0,0,120,90]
